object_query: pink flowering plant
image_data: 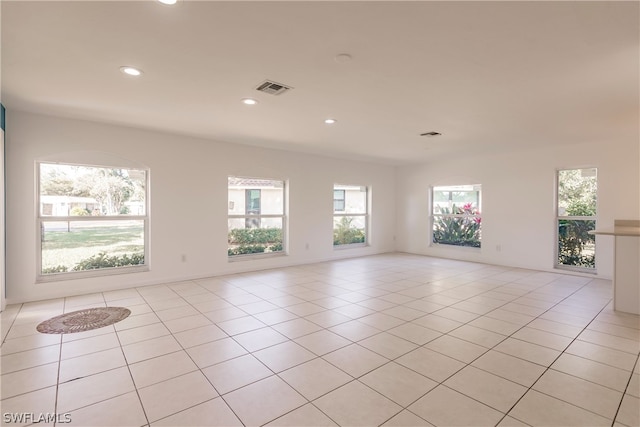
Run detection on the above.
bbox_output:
[433,203,481,247]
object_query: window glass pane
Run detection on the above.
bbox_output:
[556,168,597,270]
[432,185,480,214]
[40,164,146,216]
[432,185,481,248]
[333,190,345,212]
[558,219,596,268]
[246,189,261,214]
[228,176,286,257]
[334,185,366,214]
[432,215,481,247]
[333,216,366,246]
[41,220,144,274]
[228,218,283,256]
[260,186,285,215]
[228,177,283,215]
[557,169,597,217]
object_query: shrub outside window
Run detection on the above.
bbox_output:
[431,185,481,248]
[556,168,597,271]
[333,184,368,247]
[38,162,148,278]
[228,177,285,257]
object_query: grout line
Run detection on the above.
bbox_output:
[105,288,151,427]
[610,354,640,427]
[136,283,249,426]
[495,293,618,425]
[0,303,23,345]
[52,299,65,427]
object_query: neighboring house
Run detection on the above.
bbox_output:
[228,177,284,229]
[124,201,145,216]
[40,195,99,216]
[40,196,144,216]
[227,179,367,230]
[332,185,367,215]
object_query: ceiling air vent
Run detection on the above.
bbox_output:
[420,131,442,137]
[255,80,292,96]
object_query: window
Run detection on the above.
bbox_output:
[333,184,368,247]
[431,185,481,248]
[556,168,597,270]
[228,177,285,257]
[37,163,148,278]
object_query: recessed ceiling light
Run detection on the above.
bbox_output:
[120,66,143,77]
[157,0,177,4]
[242,98,258,105]
[324,118,337,124]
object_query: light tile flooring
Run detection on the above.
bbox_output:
[1,253,639,427]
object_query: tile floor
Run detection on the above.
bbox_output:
[1,253,639,426]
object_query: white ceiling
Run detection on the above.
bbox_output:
[2,1,638,165]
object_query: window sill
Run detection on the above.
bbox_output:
[554,264,598,275]
[37,265,149,283]
[333,243,368,250]
[228,252,287,262]
[430,243,481,251]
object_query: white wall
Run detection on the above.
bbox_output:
[8,110,636,304]
[5,111,397,304]
[395,139,640,279]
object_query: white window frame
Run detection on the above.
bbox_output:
[227,176,287,259]
[36,162,149,281]
[555,167,597,273]
[333,184,369,248]
[430,184,482,248]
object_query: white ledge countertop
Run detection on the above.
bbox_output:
[589,220,640,237]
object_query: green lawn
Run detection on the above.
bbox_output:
[42,224,144,271]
